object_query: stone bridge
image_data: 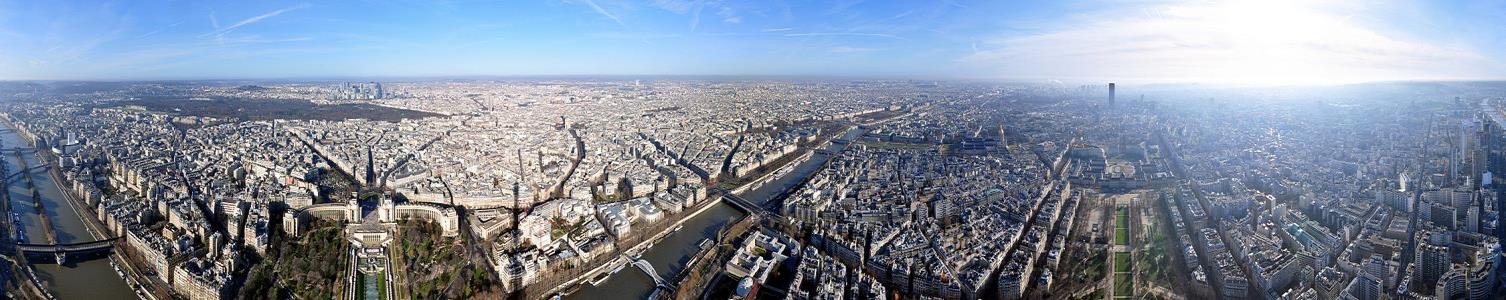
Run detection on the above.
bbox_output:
[6,164,48,181]
[0,147,37,155]
[6,238,119,265]
[713,187,769,219]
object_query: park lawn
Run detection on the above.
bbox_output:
[1114,252,1131,273]
[356,271,387,300]
[1115,207,1130,246]
[357,273,367,300]
[375,272,387,300]
[1114,273,1133,296]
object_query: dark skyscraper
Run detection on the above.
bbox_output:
[1108,83,1116,107]
[1484,112,1506,242]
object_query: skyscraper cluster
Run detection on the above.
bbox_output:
[329,82,384,100]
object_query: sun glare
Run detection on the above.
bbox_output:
[1182,0,1366,85]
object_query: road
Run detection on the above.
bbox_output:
[1155,128,1255,300]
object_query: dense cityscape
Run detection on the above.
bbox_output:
[4,0,1506,299]
[0,80,1499,300]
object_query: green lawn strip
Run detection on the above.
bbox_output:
[1114,252,1132,273]
[377,272,387,300]
[1114,273,1133,296]
[356,273,367,300]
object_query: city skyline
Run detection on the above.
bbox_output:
[5,1,1506,300]
[1,0,1504,84]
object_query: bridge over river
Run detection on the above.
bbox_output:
[5,238,119,264]
[0,125,137,299]
[629,256,671,289]
[5,164,47,181]
[0,147,38,155]
[567,126,867,300]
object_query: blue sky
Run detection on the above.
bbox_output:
[1,0,1504,83]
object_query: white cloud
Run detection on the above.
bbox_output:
[718,6,740,24]
[690,0,703,31]
[202,3,311,38]
[963,0,1502,84]
[572,0,625,27]
[135,20,186,39]
[656,0,736,30]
